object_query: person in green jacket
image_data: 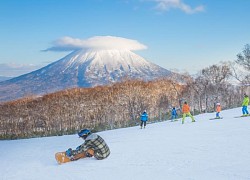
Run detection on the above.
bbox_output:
[242,94,249,116]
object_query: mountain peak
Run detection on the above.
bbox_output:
[0,49,171,102]
[60,49,171,86]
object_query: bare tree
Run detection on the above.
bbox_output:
[236,44,250,71]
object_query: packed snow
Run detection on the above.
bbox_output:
[0,107,250,180]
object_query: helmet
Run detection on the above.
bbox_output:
[216,103,220,106]
[78,129,91,139]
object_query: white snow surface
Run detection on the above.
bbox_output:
[1,107,250,180]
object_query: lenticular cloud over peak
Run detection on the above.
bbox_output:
[44,36,148,52]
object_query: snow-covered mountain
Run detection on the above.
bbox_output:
[1,107,250,180]
[0,49,171,102]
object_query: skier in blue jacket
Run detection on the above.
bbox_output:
[171,107,178,121]
[140,110,148,129]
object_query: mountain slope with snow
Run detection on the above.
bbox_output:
[0,49,171,102]
[1,107,250,180]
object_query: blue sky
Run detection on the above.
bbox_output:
[0,0,250,77]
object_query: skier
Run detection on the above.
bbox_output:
[65,129,110,160]
[242,94,249,116]
[140,110,148,129]
[215,103,221,118]
[171,107,178,121]
[181,101,195,124]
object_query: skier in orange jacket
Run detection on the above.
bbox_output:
[182,101,195,124]
[215,103,221,118]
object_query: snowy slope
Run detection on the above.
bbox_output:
[1,107,250,180]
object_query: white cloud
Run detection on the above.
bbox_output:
[152,0,204,14]
[44,36,147,52]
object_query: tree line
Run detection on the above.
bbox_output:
[0,44,249,139]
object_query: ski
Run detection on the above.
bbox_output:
[234,115,250,118]
[209,117,223,120]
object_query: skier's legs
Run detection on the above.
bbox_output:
[216,112,220,118]
[245,106,249,114]
[172,114,177,120]
[182,113,186,124]
[72,148,94,160]
[187,112,195,122]
[242,106,245,115]
[143,121,146,128]
[140,121,143,128]
[242,106,249,115]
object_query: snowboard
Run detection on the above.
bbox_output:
[209,117,223,120]
[55,149,94,164]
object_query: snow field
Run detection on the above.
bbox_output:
[0,107,250,180]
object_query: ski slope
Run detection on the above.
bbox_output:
[0,107,250,180]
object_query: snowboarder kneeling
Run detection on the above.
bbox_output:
[66,129,110,160]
